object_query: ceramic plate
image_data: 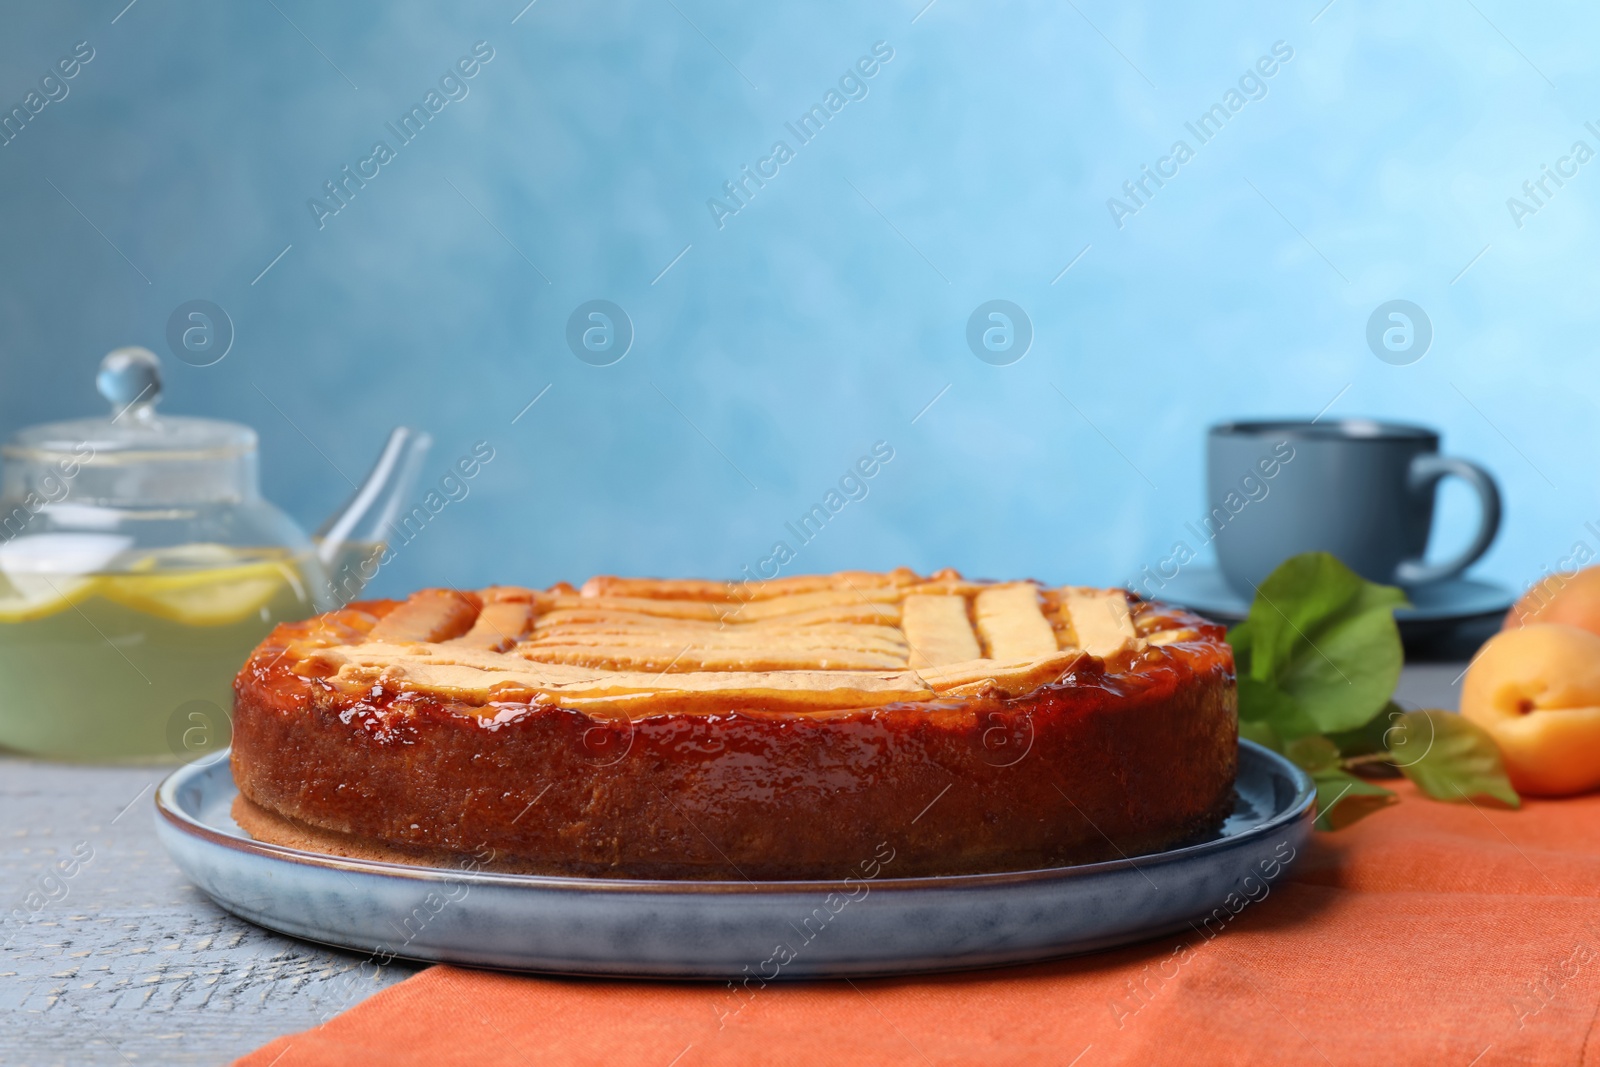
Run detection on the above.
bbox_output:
[155,742,1313,980]
[1158,565,1514,635]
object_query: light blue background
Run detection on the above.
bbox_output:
[1,0,1594,599]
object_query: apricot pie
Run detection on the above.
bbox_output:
[230,569,1237,879]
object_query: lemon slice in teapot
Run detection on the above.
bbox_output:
[101,545,299,626]
[0,534,129,622]
[0,571,101,622]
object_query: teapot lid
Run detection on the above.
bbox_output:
[2,348,259,505]
[4,347,255,459]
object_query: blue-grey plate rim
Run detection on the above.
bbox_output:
[156,740,1313,894]
[154,741,1315,977]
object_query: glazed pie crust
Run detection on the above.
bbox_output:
[230,568,1236,880]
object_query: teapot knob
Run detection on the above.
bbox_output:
[97,347,163,419]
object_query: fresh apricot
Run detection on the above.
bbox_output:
[1504,565,1600,636]
[1461,624,1600,796]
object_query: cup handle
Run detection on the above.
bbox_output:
[1395,454,1502,586]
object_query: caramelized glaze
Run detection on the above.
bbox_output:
[230,580,1237,880]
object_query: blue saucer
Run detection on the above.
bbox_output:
[1157,565,1514,633]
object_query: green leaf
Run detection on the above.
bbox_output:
[1226,556,1518,829]
[1226,619,1255,670]
[1237,718,1282,752]
[1234,674,1288,721]
[1236,676,1323,742]
[1240,553,1408,734]
[1284,735,1341,774]
[1327,700,1408,758]
[1390,710,1521,808]
[1311,768,1396,831]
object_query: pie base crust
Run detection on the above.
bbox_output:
[230,570,1237,880]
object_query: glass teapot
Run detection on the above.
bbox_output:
[0,347,430,762]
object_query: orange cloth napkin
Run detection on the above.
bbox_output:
[238,782,1600,1066]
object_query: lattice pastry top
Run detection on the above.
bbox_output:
[281,568,1209,716]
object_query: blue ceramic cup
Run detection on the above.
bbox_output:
[1207,419,1501,597]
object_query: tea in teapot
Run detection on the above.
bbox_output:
[0,348,430,761]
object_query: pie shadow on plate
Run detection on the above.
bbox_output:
[155,742,1314,980]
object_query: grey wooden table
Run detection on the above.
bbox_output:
[0,663,1469,1067]
[1,762,417,1067]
